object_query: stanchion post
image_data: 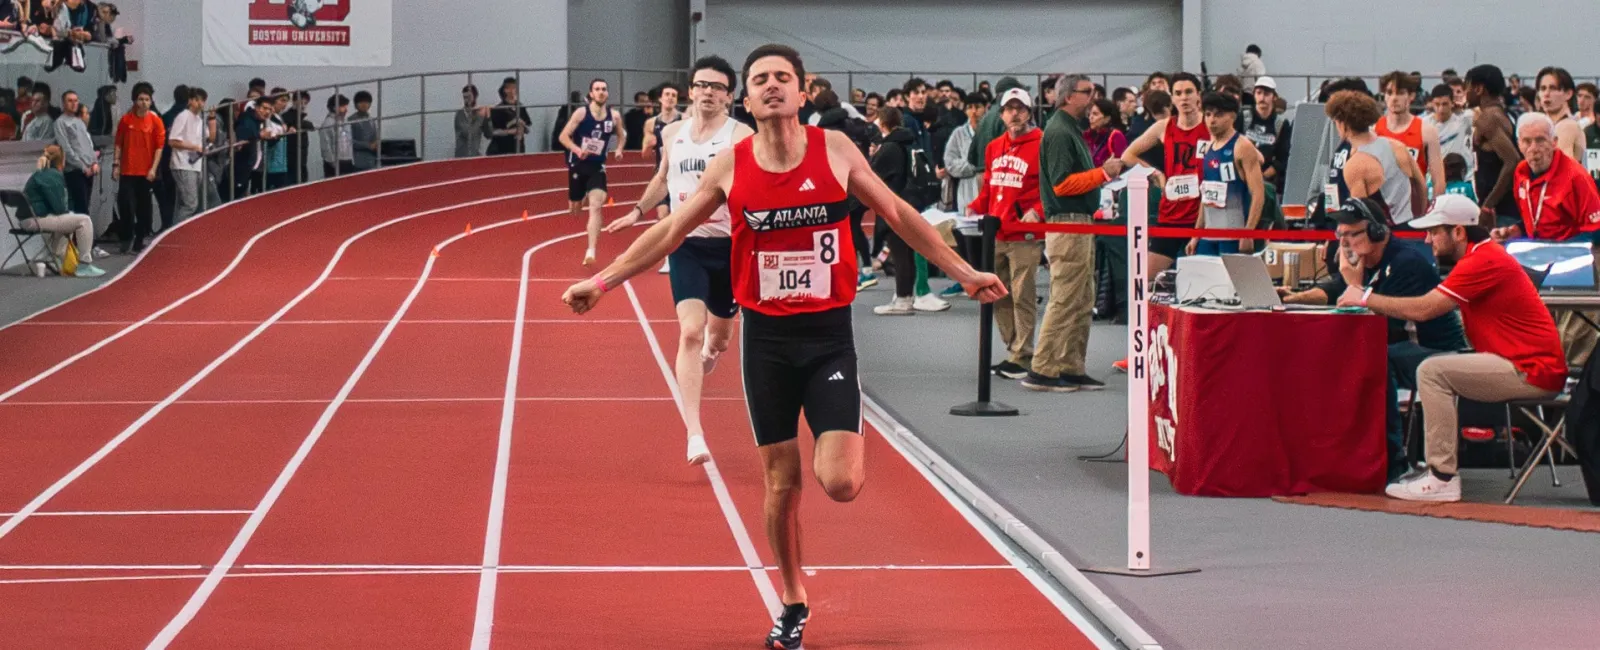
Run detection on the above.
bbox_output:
[1083,168,1199,579]
[950,215,1018,417]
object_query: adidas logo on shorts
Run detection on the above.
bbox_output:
[827,371,844,381]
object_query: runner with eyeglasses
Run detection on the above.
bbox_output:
[604,56,754,465]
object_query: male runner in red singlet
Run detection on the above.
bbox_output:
[1109,71,1208,280]
[562,44,1007,649]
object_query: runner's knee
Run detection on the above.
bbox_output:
[817,470,862,502]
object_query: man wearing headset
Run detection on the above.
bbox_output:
[1281,196,1466,481]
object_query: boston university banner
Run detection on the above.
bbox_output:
[202,0,392,66]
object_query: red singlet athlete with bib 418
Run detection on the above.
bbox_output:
[562,43,1008,649]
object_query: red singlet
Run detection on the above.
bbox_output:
[1158,116,1208,226]
[1376,114,1427,172]
[726,125,857,316]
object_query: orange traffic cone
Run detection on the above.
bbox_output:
[521,209,529,221]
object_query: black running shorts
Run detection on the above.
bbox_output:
[740,306,862,447]
[1149,222,1193,260]
[667,236,737,319]
[568,166,608,201]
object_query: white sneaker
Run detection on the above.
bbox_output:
[873,296,915,315]
[912,293,950,312]
[583,248,596,266]
[1384,471,1461,502]
[686,434,710,465]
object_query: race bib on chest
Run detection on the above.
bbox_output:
[1323,183,1341,211]
[580,136,605,156]
[1165,174,1200,200]
[1201,180,1228,208]
[1586,149,1600,173]
[1195,140,1211,158]
[757,230,840,301]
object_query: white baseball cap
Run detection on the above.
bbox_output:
[999,87,1032,108]
[1407,194,1481,229]
[1254,76,1277,92]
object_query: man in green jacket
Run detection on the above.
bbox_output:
[1024,74,1111,392]
[967,76,1029,173]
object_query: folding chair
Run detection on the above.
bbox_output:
[1503,394,1580,503]
[1,189,60,275]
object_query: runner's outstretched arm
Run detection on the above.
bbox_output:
[604,122,683,233]
[563,149,732,313]
[826,130,1007,303]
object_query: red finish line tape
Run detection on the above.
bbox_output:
[1003,223,1427,241]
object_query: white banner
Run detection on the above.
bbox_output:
[202,0,392,67]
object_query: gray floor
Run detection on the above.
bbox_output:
[853,277,1600,650]
[0,253,133,327]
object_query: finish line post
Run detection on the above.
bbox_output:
[1083,167,1199,579]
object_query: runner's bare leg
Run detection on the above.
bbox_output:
[813,430,865,502]
[584,188,607,265]
[675,300,712,463]
[759,440,807,605]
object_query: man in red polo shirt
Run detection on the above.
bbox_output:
[1339,194,1566,501]
[1492,111,1600,242]
[969,87,1044,379]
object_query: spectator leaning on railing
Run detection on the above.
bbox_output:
[320,93,354,176]
[1339,195,1566,502]
[167,87,208,223]
[21,144,104,277]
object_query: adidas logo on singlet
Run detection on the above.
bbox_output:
[798,178,816,191]
[742,202,842,231]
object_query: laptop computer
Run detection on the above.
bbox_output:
[1220,254,1337,311]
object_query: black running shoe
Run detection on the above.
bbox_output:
[1061,374,1106,390]
[992,361,1029,380]
[765,602,808,649]
[1021,371,1078,393]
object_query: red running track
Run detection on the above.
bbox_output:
[0,153,1109,649]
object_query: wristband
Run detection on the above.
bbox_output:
[1360,286,1373,307]
[592,273,610,293]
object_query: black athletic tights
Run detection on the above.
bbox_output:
[883,226,914,298]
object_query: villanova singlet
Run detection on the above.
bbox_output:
[667,115,739,238]
[566,104,615,169]
[726,126,856,316]
[1200,133,1251,239]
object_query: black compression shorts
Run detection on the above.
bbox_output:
[668,237,737,319]
[568,166,608,201]
[1149,222,1193,260]
[740,305,862,447]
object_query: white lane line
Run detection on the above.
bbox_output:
[0,563,1012,573]
[0,565,206,570]
[0,168,639,402]
[144,197,628,648]
[0,510,251,517]
[0,183,642,544]
[0,396,746,407]
[470,229,589,648]
[0,564,1016,587]
[862,400,1123,650]
[16,319,679,326]
[621,281,784,618]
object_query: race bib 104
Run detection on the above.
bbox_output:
[757,230,840,301]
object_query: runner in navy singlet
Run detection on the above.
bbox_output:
[558,78,626,266]
[563,44,1007,649]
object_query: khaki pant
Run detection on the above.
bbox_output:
[1418,353,1558,474]
[21,214,94,264]
[993,238,1043,366]
[1032,213,1096,377]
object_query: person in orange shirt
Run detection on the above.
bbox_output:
[1377,70,1445,200]
[115,85,166,253]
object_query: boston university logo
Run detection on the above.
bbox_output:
[248,0,352,46]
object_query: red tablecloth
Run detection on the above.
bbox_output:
[1146,303,1389,497]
